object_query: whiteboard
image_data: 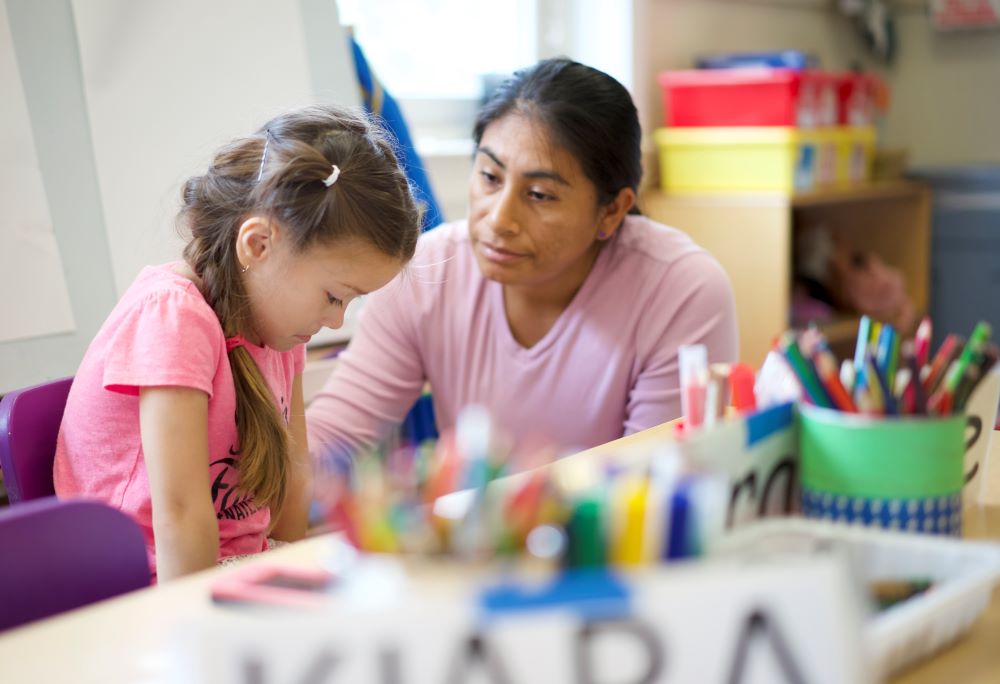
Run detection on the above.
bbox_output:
[71,0,360,295]
[0,1,76,343]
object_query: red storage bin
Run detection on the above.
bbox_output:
[837,72,881,126]
[658,68,840,128]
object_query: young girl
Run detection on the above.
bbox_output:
[54,105,422,581]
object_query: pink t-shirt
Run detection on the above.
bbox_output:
[54,264,305,576]
[306,216,738,464]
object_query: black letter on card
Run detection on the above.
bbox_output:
[726,609,807,684]
[574,619,664,684]
[760,457,797,517]
[242,650,338,684]
[445,634,513,684]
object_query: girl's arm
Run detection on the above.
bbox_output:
[139,386,219,581]
[269,374,313,541]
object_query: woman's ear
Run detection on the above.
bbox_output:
[596,187,637,241]
[236,217,277,268]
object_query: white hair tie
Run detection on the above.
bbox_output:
[322,165,341,187]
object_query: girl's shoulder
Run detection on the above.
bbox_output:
[113,262,222,335]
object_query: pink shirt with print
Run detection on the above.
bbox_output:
[54,264,305,577]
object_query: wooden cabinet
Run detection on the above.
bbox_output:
[642,182,931,365]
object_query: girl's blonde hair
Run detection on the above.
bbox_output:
[180,104,422,513]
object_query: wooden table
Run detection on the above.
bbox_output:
[2,425,999,682]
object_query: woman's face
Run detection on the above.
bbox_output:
[240,226,402,351]
[467,113,627,291]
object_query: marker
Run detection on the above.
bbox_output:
[914,317,932,368]
[840,359,856,395]
[943,322,992,395]
[854,316,872,378]
[729,363,757,414]
[679,345,708,429]
[875,324,900,391]
[863,353,889,414]
[779,333,832,407]
[814,352,857,412]
[924,334,962,396]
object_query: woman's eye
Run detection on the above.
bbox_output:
[480,170,500,185]
[326,293,344,307]
[529,190,554,201]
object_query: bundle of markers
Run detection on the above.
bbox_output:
[778,316,997,416]
[323,406,728,570]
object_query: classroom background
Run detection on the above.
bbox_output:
[4,1,1000,680]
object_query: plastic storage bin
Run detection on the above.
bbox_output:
[838,73,879,126]
[654,126,824,193]
[714,518,1000,679]
[695,50,815,70]
[658,68,840,128]
[834,127,876,186]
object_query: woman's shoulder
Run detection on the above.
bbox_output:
[400,220,479,286]
[611,215,707,266]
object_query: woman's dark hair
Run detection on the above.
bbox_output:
[473,58,642,214]
[179,104,422,513]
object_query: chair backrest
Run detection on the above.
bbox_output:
[0,496,151,632]
[0,377,73,503]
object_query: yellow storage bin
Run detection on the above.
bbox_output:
[654,127,825,194]
[834,126,876,186]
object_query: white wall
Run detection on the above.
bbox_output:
[0,0,358,393]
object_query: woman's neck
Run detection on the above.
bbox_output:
[501,242,602,348]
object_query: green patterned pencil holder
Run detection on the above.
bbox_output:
[799,406,965,536]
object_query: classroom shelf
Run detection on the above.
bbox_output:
[816,315,862,345]
[642,182,930,366]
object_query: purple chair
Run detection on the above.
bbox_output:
[0,496,151,631]
[0,377,73,503]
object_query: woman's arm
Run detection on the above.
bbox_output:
[626,252,740,433]
[139,386,219,581]
[269,374,313,541]
[306,288,427,467]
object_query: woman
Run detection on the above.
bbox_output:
[307,58,738,466]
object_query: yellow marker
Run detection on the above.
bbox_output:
[612,476,648,566]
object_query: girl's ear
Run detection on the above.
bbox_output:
[596,187,636,241]
[236,217,277,268]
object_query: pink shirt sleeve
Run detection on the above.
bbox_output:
[102,288,223,396]
[625,251,739,435]
[306,280,427,466]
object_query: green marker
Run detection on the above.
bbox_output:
[945,321,992,394]
[566,495,606,569]
[779,333,832,408]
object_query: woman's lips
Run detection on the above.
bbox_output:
[479,241,528,264]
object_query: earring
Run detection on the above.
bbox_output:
[598,231,608,240]
[241,262,250,274]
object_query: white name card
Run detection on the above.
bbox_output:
[175,555,868,684]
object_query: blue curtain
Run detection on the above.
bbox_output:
[350,37,444,232]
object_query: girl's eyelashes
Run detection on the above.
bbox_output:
[326,292,344,307]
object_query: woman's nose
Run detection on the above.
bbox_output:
[487,188,520,236]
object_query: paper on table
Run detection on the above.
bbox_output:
[0,2,75,342]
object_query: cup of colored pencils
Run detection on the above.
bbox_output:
[779,317,997,537]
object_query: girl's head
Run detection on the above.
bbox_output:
[181,104,422,511]
[467,58,640,289]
